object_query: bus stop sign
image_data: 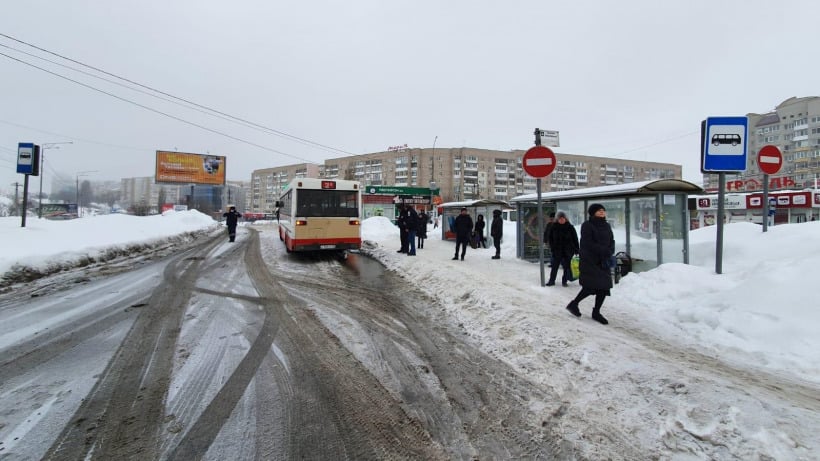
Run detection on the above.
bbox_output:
[523,146,556,178]
[701,116,749,173]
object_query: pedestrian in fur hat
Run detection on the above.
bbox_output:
[566,203,615,324]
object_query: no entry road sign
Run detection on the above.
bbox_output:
[757,145,783,175]
[523,146,556,178]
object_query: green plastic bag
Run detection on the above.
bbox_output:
[570,255,580,280]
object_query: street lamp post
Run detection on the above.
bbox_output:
[76,170,98,217]
[38,141,73,218]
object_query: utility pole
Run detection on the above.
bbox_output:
[11,182,21,215]
[38,141,73,218]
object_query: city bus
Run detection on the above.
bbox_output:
[276,178,362,253]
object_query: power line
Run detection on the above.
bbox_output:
[0,32,355,157]
[0,49,315,164]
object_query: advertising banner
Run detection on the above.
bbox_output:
[155,151,226,185]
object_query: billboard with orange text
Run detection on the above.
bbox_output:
[155,151,226,185]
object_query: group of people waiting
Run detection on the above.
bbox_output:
[396,204,429,256]
[397,203,615,325]
[449,207,504,261]
[544,204,615,325]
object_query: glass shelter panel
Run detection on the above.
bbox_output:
[519,202,556,261]
[628,196,659,271]
[659,193,686,264]
[591,198,628,256]
[553,201,586,230]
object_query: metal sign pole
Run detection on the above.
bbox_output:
[537,178,545,286]
[762,174,769,232]
[534,128,546,287]
[715,172,725,274]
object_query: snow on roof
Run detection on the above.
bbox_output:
[439,199,510,208]
[510,179,703,202]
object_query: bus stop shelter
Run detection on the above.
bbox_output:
[438,199,510,244]
[509,179,704,271]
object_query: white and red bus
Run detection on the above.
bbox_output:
[276,178,362,252]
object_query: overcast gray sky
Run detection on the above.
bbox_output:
[2,0,819,193]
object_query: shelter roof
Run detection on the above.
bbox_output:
[439,199,510,209]
[510,179,704,203]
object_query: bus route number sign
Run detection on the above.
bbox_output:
[321,180,336,189]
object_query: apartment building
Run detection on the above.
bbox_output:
[120,177,183,212]
[250,163,320,213]
[248,148,680,212]
[703,96,820,192]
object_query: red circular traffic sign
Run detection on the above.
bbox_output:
[523,146,556,178]
[757,145,782,175]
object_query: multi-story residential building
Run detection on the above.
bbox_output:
[703,96,820,192]
[326,147,678,203]
[248,148,680,212]
[121,177,186,212]
[249,163,320,213]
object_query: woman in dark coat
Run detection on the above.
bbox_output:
[566,203,615,324]
[546,211,579,286]
[417,211,429,249]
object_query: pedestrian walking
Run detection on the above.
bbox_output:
[222,205,242,242]
[490,209,503,259]
[417,210,429,249]
[545,211,579,286]
[566,204,615,324]
[452,207,473,261]
[474,214,487,248]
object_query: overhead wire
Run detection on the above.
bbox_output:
[1,32,699,171]
[0,49,317,164]
[0,32,355,158]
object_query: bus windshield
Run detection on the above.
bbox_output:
[297,190,359,217]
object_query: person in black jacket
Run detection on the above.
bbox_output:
[566,203,615,324]
[490,209,503,259]
[546,211,579,287]
[406,206,419,256]
[222,206,242,242]
[452,207,473,261]
[474,214,487,248]
[417,210,429,249]
[396,204,409,253]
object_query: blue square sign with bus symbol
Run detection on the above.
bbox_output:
[701,116,748,173]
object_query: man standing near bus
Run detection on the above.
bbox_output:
[223,205,242,242]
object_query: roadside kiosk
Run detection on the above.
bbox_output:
[509,179,704,272]
[438,199,510,246]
